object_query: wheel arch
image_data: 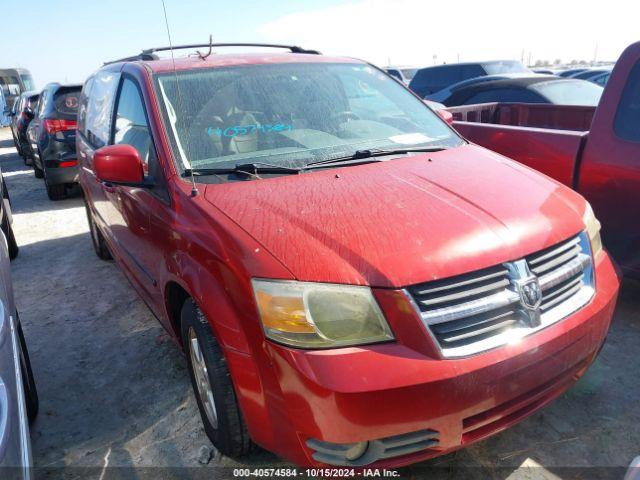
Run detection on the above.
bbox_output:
[162,274,274,449]
[164,280,191,342]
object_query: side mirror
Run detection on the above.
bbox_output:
[94,144,144,185]
[24,108,34,120]
[437,109,454,125]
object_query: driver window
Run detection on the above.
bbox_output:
[113,78,153,171]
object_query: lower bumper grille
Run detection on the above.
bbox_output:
[407,232,594,357]
[306,429,440,466]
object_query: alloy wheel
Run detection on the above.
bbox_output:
[188,327,218,428]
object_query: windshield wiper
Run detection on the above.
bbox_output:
[181,147,447,178]
[304,146,448,169]
[182,162,302,178]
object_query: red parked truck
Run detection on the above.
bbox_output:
[448,41,640,279]
[77,43,619,468]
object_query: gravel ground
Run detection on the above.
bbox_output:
[0,128,638,480]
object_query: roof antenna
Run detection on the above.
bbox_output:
[161,0,199,197]
[197,35,214,61]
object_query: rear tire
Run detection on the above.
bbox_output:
[44,170,66,201]
[16,317,38,423]
[181,299,251,457]
[85,203,111,260]
[23,148,32,166]
[33,162,44,179]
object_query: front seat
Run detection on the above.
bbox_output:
[195,83,259,157]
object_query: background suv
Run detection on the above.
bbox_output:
[26,83,81,200]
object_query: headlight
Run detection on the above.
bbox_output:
[583,202,603,259]
[251,279,394,348]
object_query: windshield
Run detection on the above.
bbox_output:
[20,74,35,91]
[531,80,603,106]
[483,61,530,75]
[155,62,462,171]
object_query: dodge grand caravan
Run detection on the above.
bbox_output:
[77,43,619,468]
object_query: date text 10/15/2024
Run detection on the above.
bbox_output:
[232,468,402,478]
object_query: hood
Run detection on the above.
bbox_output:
[204,145,586,287]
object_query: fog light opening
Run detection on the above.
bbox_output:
[345,441,369,461]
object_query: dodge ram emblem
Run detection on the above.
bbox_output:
[517,278,542,310]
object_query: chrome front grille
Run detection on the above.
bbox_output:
[407,233,595,358]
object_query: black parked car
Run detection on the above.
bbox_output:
[25,83,81,200]
[408,60,530,99]
[440,75,604,107]
[9,91,39,164]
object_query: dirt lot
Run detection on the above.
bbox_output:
[0,128,638,479]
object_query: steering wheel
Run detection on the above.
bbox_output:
[330,111,360,124]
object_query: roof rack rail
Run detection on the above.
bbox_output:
[142,43,321,55]
[103,52,159,66]
[103,43,320,65]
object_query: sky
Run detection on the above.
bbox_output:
[1,0,637,88]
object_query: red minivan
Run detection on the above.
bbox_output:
[77,44,619,468]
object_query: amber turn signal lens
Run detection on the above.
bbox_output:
[255,291,315,334]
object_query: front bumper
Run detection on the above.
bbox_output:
[243,252,619,467]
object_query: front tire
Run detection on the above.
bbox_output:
[181,299,251,457]
[1,207,18,260]
[85,203,111,260]
[17,318,38,423]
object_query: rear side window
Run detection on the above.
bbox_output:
[614,61,640,142]
[28,95,39,110]
[83,71,120,148]
[37,90,49,116]
[53,88,81,118]
[14,96,24,114]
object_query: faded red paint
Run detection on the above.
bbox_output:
[78,50,620,468]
